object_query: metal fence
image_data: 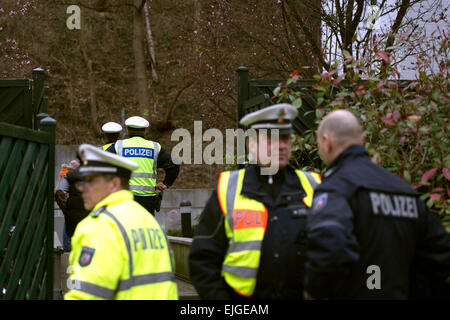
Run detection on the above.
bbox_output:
[0,68,55,300]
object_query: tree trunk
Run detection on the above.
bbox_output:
[81,22,99,135]
[133,0,150,117]
[144,1,159,84]
[194,0,201,29]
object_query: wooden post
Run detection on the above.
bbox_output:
[40,116,56,300]
[32,68,45,116]
[236,66,249,129]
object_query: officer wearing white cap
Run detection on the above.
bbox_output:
[189,103,321,300]
[101,122,123,151]
[239,103,299,134]
[65,144,178,300]
[105,116,180,215]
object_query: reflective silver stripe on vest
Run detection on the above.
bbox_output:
[222,265,258,279]
[227,240,261,253]
[102,209,133,278]
[226,170,240,229]
[129,185,156,192]
[75,280,115,299]
[303,171,318,190]
[153,143,160,176]
[117,140,123,156]
[117,272,174,291]
[131,172,157,179]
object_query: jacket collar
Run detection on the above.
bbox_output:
[240,164,303,204]
[92,189,134,212]
[324,145,369,178]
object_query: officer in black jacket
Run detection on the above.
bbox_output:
[305,109,450,299]
[189,104,321,299]
[55,166,90,238]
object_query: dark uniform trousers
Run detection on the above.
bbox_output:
[189,165,313,300]
[305,145,450,299]
[134,195,158,216]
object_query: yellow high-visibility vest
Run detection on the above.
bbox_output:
[217,168,321,297]
[102,142,114,151]
[64,190,178,300]
[115,137,160,196]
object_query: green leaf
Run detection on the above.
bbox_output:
[292,98,302,108]
[315,109,323,119]
[403,170,411,183]
[273,86,281,96]
[315,85,327,93]
[432,88,441,101]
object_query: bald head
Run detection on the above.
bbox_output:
[316,109,364,165]
[318,110,363,146]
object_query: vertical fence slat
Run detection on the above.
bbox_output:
[3,169,48,299]
[0,140,26,222]
[40,116,56,300]
[0,142,37,252]
[0,136,13,174]
[28,244,47,299]
[14,199,49,299]
[0,145,48,293]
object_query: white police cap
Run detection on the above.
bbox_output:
[125,116,149,129]
[101,122,122,133]
[239,103,298,134]
[77,144,139,177]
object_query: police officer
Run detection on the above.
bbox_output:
[305,109,450,299]
[106,116,180,215]
[64,144,178,300]
[101,121,122,151]
[55,160,89,245]
[189,103,321,299]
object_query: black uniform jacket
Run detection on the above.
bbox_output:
[65,168,89,237]
[305,145,450,299]
[189,164,312,300]
[106,136,180,187]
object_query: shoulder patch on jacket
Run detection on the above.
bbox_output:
[79,246,96,267]
[312,193,328,213]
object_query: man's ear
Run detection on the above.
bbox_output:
[111,176,122,191]
[323,133,333,153]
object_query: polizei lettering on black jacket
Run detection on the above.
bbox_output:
[369,192,418,219]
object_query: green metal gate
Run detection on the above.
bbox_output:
[236,66,317,134]
[0,68,56,300]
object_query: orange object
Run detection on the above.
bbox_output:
[59,167,70,178]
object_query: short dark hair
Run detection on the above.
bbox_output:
[104,132,120,144]
[127,128,146,138]
[103,172,130,190]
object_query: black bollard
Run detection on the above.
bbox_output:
[180,200,192,238]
